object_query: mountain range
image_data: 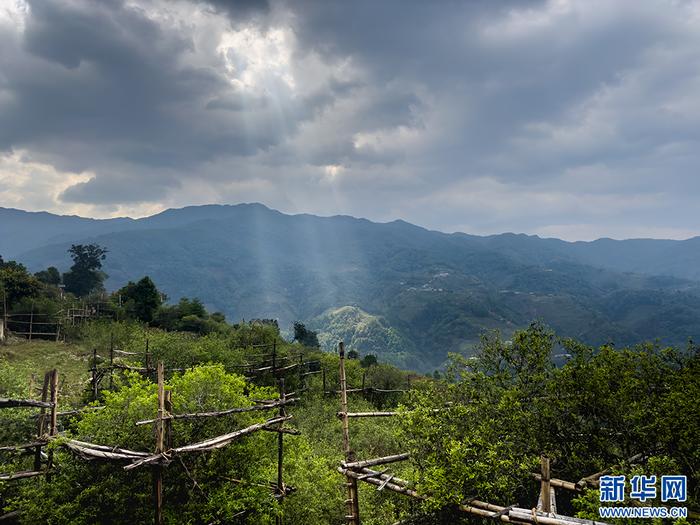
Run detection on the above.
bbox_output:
[2,203,700,371]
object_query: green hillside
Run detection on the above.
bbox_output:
[310,306,417,369]
[6,204,700,371]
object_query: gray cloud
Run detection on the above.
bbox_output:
[1,0,699,239]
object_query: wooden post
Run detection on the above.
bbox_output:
[109,332,114,391]
[1,291,6,344]
[540,455,551,514]
[164,390,173,450]
[46,369,58,482]
[92,348,98,401]
[153,361,165,525]
[339,342,360,525]
[145,338,151,375]
[276,378,286,525]
[29,303,34,341]
[322,368,326,394]
[272,341,277,375]
[34,371,51,472]
[361,372,365,392]
[298,352,303,386]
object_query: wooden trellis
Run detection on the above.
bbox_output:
[0,350,308,524]
[333,342,618,525]
[0,369,59,483]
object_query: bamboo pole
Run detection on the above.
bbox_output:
[0,398,54,409]
[134,398,298,426]
[340,467,611,525]
[339,411,399,418]
[342,453,410,470]
[0,441,47,453]
[62,439,149,458]
[0,470,47,481]
[338,342,360,525]
[353,467,412,488]
[124,416,291,470]
[532,474,580,492]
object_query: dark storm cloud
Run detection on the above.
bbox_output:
[0,0,327,203]
[1,0,700,239]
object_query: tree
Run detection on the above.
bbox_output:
[152,297,214,333]
[293,322,320,348]
[62,244,108,297]
[116,276,162,323]
[360,354,378,368]
[0,258,41,307]
[34,266,61,286]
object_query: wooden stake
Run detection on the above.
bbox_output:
[46,369,58,482]
[339,342,360,525]
[153,361,165,525]
[164,390,173,450]
[28,303,34,341]
[298,353,303,388]
[272,341,277,375]
[109,332,114,391]
[541,455,551,514]
[34,372,50,472]
[276,378,286,525]
[92,348,98,401]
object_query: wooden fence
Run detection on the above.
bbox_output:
[332,341,620,525]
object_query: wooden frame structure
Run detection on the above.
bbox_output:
[0,349,308,524]
[333,341,617,525]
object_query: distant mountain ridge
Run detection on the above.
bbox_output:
[3,204,700,370]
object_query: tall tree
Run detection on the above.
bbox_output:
[293,322,320,348]
[62,244,108,297]
[116,276,162,323]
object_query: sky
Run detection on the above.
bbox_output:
[1,0,700,241]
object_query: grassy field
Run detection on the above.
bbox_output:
[0,338,92,407]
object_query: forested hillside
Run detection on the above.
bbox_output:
[4,204,700,370]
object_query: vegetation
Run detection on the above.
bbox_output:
[62,244,108,297]
[115,276,162,323]
[12,204,700,371]
[1,238,698,523]
[1,315,698,523]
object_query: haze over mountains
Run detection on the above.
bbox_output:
[3,203,700,371]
